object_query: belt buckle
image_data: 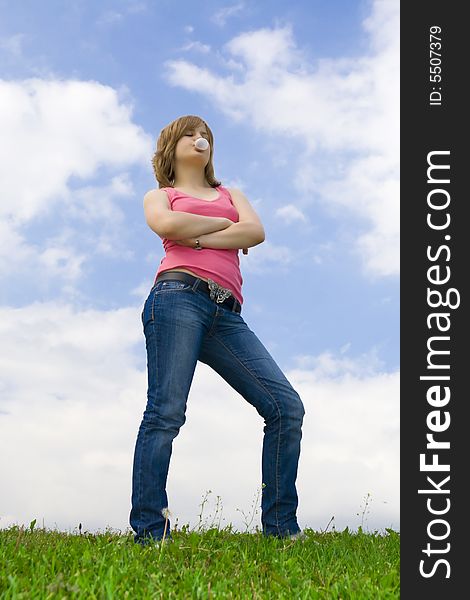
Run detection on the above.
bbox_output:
[207,278,233,304]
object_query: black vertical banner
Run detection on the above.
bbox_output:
[401,3,465,598]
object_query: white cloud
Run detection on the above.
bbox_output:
[292,359,399,531]
[0,33,27,58]
[0,79,150,224]
[179,41,211,54]
[0,302,398,534]
[0,78,152,286]
[240,239,294,273]
[211,2,246,27]
[0,220,36,276]
[129,278,153,299]
[293,347,386,379]
[275,204,308,224]
[37,227,88,281]
[163,0,399,277]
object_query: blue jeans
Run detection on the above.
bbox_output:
[129,276,305,543]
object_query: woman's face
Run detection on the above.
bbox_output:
[174,124,211,166]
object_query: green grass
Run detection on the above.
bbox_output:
[0,519,399,599]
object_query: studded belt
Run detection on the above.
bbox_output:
[155,271,242,314]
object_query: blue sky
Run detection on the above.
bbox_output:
[0,0,399,535]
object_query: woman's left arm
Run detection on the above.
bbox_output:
[174,188,265,251]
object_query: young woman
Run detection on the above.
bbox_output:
[130,115,306,545]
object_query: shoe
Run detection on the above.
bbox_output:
[263,530,307,541]
[135,535,174,547]
[287,531,307,542]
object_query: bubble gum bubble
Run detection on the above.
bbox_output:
[195,138,209,150]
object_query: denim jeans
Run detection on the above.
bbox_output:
[129,276,305,543]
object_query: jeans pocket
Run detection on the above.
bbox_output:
[155,280,193,293]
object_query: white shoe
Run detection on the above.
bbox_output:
[287,531,307,541]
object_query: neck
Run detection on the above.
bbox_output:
[173,167,209,189]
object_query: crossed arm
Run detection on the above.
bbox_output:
[172,221,263,253]
[164,189,265,253]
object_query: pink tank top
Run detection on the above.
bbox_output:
[155,185,244,305]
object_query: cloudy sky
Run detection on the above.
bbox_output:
[0,0,399,536]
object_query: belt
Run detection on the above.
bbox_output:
[155,271,242,314]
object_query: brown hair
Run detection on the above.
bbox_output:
[151,115,222,188]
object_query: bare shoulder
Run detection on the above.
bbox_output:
[142,188,173,238]
[226,187,253,209]
[226,188,253,211]
[226,187,248,200]
[144,188,168,200]
[143,188,171,209]
[226,187,263,228]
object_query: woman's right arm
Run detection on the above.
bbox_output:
[143,189,233,239]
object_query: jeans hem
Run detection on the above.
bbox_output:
[262,526,302,539]
[134,532,173,545]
